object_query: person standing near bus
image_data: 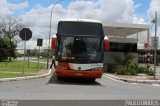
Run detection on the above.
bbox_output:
[50,56,55,69]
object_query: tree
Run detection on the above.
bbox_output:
[0,15,25,62]
[29,49,38,56]
[0,31,2,38]
[0,38,17,62]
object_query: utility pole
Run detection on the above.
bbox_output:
[47,0,64,69]
[153,11,158,80]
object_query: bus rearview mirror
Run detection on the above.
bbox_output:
[104,38,110,51]
[51,37,56,49]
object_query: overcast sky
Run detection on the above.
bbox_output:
[0,0,160,49]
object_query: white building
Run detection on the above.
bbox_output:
[102,22,150,72]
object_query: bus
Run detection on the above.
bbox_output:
[51,19,109,81]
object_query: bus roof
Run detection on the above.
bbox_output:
[59,19,102,24]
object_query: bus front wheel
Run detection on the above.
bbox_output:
[89,78,96,82]
[57,77,63,80]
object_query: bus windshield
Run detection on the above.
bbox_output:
[57,36,103,63]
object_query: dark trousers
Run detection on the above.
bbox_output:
[50,59,55,68]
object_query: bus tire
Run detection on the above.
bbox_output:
[89,78,96,82]
[57,77,62,80]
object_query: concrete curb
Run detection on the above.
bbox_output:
[0,69,52,82]
[103,73,160,84]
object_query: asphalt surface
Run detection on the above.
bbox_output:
[0,73,160,100]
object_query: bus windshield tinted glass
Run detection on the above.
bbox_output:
[57,36,103,63]
[57,22,104,36]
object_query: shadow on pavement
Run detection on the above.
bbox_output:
[47,73,102,86]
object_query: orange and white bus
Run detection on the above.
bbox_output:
[51,19,109,81]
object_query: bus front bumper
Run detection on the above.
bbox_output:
[54,68,102,79]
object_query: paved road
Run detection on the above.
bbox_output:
[0,73,160,100]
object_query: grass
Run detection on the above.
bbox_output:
[0,60,46,78]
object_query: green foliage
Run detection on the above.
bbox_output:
[114,65,126,75]
[0,38,17,62]
[146,69,154,76]
[108,65,116,73]
[136,65,154,76]
[110,52,154,76]
[121,53,134,66]
[28,49,37,56]
[50,49,55,55]
[114,53,137,75]
[115,64,137,75]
